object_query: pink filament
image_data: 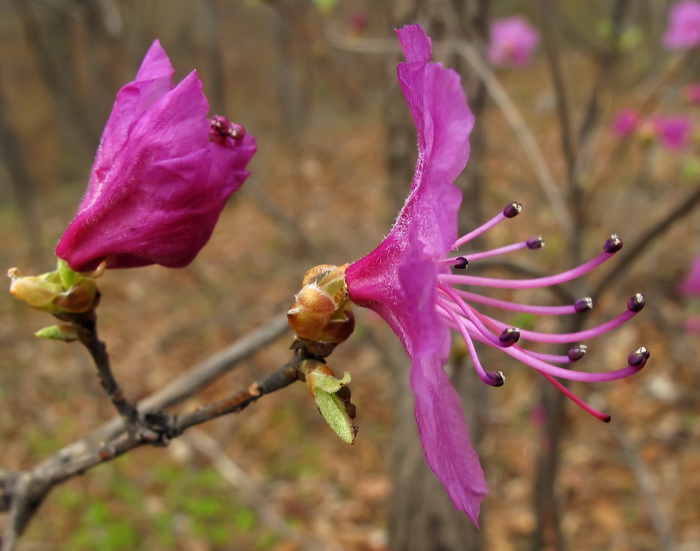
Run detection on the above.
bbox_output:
[450,288,583,315]
[452,211,508,249]
[439,250,616,289]
[476,308,639,344]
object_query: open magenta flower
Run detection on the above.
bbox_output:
[664,0,700,50]
[345,24,648,525]
[487,16,540,68]
[56,40,256,272]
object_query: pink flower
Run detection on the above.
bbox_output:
[683,83,700,104]
[652,115,693,151]
[56,41,256,272]
[611,109,641,139]
[663,1,700,50]
[678,255,700,296]
[488,16,540,68]
[345,24,648,525]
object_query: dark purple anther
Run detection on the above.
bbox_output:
[526,235,545,250]
[627,346,650,368]
[567,344,588,361]
[229,122,246,140]
[486,371,506,387]
[627,293,645,312]
[603,234,623,254]
[209,115,245,144]
[503,202,523,218]
[454,256,469,270]
[499,327,520,346]
[574,297,594,313]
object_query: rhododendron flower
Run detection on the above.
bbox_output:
[611,109,640,139]
[56,41,256,272]
[664,0,700,50]
[652,115,692,151]
[345,24,648,525]
[487,16,540,68]
[678,255,700,296]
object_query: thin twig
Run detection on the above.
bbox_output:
[449,41,573,239]
[537,0,576,178]
[74,309,140,428]
[593,184,700,298]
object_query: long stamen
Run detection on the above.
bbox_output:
[527,344,588,364]
[438,303,505,386]
[479,294,644,344]
[536,370,612,422]
[500,344,649,382]
[440,234,623,290]
[452,236,543,263]
[452,202,522,249]
[438,285,520,348]
[450,288,593,315]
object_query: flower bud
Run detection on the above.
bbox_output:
[7,259,100,315]
[287,264,355,357]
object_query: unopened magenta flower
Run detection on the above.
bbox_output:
[611,109,640,139]
[345,24,648,525]
[678,255,700,296]
[56,41,256,272]
[652,115,692,151]
[664,0,700,50]
[488,16,540,68]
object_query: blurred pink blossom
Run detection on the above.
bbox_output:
[611,109,641,139]
[488,16,540,67]
[664,1,700,50]
[678,255,700,296]
[683,83,700,104]
[652,115,693,151]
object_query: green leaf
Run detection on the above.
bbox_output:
[35,324,78,342]
[314,389,356,445]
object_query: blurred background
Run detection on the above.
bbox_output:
[1,0,699,550]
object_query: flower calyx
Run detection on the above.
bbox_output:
[300,359,357,445]
[8,258,103,317]
[287,264,355,358]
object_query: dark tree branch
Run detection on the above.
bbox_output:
[594,184,700,298]
[1,314,294,550]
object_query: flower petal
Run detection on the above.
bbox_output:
[410,354,488,525]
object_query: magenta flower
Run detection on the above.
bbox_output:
[487,16,540,68]
[345,24,648,525]
[678,255,700,296]
[611,109,641,139]
[664,1,700,50]
[651,115,693,151]
[56,41,256,272]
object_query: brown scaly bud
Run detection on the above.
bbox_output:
[287,264,355,358]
